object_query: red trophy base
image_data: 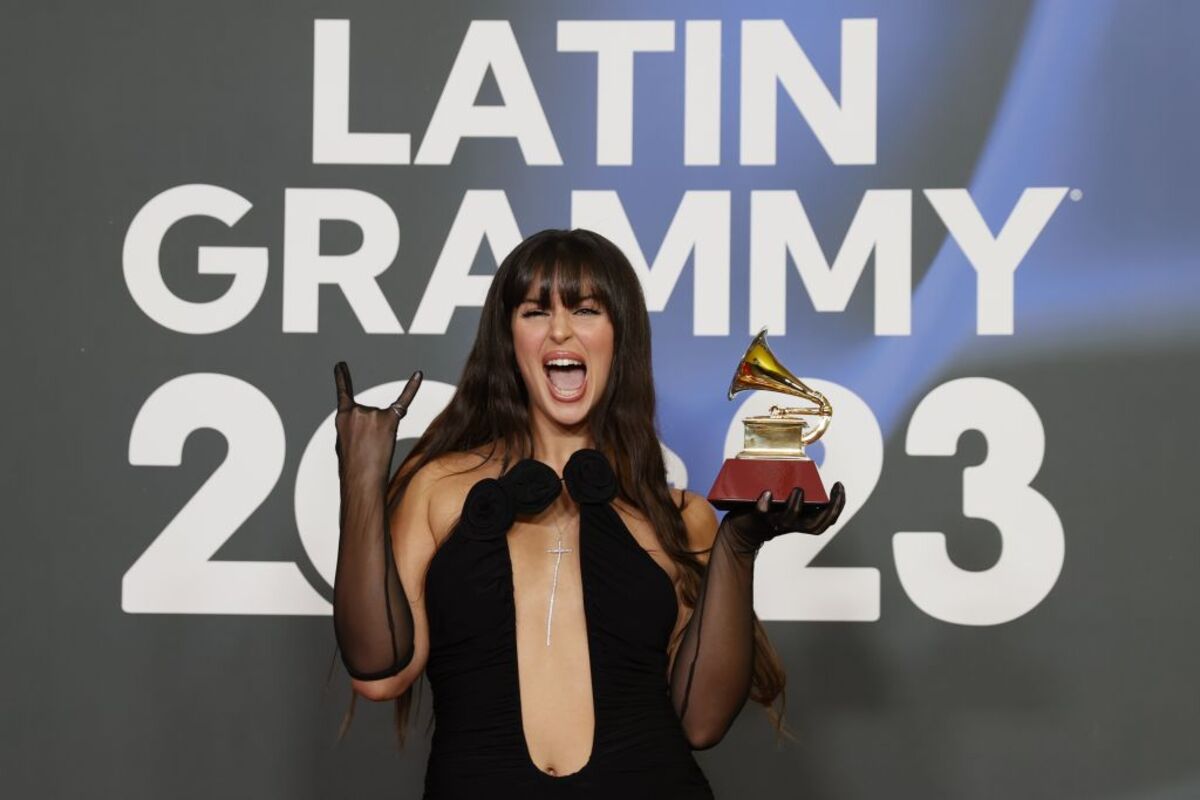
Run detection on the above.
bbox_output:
[707,458,828,510]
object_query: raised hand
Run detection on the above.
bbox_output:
[718,482,847,556]
[331,361,423,681]
[333,361,423,477]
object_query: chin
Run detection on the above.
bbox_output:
[541,398,593,428]
[531,382,602,424]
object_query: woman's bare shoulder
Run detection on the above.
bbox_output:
[407,444,509,537]
[403,442,506,485]
[672,488,719,558]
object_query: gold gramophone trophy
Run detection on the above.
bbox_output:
[707,328,832,510]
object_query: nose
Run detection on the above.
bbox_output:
[548,306,574,343]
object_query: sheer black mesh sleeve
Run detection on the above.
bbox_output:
[331,429,415,682]
[668,524,758,750]
[668,485,845,749]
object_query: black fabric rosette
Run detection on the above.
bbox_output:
[460,450,615,540]
[500,458,562,514]
[563,448,619,505]
[461,478,516,541]
[461,458,563,540]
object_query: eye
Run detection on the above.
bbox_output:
[520,308,548,318]
[574,306,602,316]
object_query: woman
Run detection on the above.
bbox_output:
[331,228,846,798]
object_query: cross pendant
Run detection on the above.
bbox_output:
[545,537,573,646]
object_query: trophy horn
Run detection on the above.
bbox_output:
[708,327,834,506]
[727,328,832,443]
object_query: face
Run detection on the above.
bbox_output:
[511,279,614,430]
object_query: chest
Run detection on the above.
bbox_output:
[506,506,678,584]
[429,468,677,580]
[425,501,681,661]
[507,504,682,633]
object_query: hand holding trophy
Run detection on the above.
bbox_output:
[707,328,846,543]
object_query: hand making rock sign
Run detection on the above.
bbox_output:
[330,360,423,682]
[332,361,424,478]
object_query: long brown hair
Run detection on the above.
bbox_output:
[333,228,794,749]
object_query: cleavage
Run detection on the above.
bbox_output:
[506,515,596,777]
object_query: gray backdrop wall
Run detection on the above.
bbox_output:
[4,1,1198,798]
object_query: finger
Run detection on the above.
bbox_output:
[334,361,354,412]
[807,487,838,531]
[392,369,424,412]
[809,501,835,534]
[755,490,773,514]
[778,487,804,530]
[810,482,845,532]
[826,482,847,525]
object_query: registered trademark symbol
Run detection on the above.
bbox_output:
[1069,188,1083,201]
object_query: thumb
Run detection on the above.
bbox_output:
[334,361,354,412]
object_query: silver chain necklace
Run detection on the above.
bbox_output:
[543,497,575,647]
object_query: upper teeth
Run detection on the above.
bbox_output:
[545,358,583,367]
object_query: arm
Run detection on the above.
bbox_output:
[346,462,437,701]
[667,492,755,750]
[331,362,423,685]
[668,485,846,750]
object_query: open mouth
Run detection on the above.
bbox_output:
[543,356,587,402]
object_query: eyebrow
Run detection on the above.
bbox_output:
[519,294,598,304]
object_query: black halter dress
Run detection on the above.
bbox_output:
[421,449,715,799]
